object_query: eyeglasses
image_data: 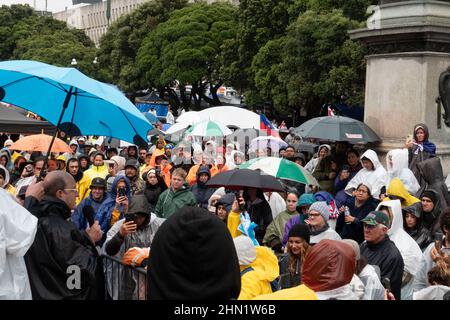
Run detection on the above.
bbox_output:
[63,188,78,193]
[307,213,321,218]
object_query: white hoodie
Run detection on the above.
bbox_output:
[386,149,420,195]
[376,199,424,300]
[345,149,388,199]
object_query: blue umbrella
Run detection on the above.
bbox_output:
[144,112,158,124]
[0,60,153,149]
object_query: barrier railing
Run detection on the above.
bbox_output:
[102,254,147,300]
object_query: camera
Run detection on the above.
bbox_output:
[125,213,137,223]
[118,187,126,197]
[155,166,161,176]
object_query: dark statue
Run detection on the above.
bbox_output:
[438,67,450,128]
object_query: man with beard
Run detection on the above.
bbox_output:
[125,159,145,196]
[127,145,139,161]
[67,157,91,206]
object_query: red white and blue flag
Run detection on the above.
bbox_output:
[260,114,279,137]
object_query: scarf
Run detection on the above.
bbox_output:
[413,141,436,156]
[309,223,329,236]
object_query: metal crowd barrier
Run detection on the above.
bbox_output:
[102,254,147,300]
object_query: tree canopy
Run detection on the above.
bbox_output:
[96,0,188,93]
[137,2,238,110]
[0,4,96,75]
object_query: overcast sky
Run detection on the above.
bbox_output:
[0,0,75,13]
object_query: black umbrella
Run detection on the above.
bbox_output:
[294,116,381,144]
[206,168,285,192]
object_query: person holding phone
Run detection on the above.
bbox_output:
[95,175,132,237]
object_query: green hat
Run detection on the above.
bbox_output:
[361,211,390,226]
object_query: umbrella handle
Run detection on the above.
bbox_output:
[41,86,74,180]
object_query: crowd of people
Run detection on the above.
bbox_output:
[1,122,450,300]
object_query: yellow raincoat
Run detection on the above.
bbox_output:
[238,246,279,300]
[253,284,318,300]
[76,174,91,206]
[83,164,108,181]
[227,210,242,238]
[385,177,420,208]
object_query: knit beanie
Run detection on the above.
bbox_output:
[233,235,256,266]
[288,223,310,244]
[308,201,330,222]
[421,190,437,204]
[298,193,315,207]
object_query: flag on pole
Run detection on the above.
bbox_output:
[260,114,279,137]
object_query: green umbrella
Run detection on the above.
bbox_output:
[185,120,232,137]
[240,157,319,186]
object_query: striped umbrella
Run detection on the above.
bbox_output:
[240,157,319,186]
[185,120,232,137]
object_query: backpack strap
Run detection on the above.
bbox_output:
[240,266,254,277]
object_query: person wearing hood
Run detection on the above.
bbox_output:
[402,202,433,250]
[1,147,14,172]
[336,183,380,244]
[225,143,236,168]
[190,165,216,209]
[254,239,356,300]
[105,155,126,192]
[304,144,331,174]
[24,171,104,300]
[203,140,217,166]
[95,175,132,235]
[84,152,108,181]
[360,210,405,300]
[0,164,16,196]
[228,150,245,170]
[263,192,300,253]
[376,200,424,300]
[305,201,341,244]
[405,123,436,187]
[277,224,311,290]
[66,157,91,206]
[233,236,279,300]
[9,155,27,186]
[124,159,145,196]
[77,154,90,172]
[214,193,235,223]
[103,195,165,300]
[147,206,241,300]
[154,168,197,219]
[282,193,315,248]
[386,149,420,195]
[284,127,296,145]
[143,168,167,211]
[385,177,420,208]
[0,187,37,299]
[126,145,138,161]
[413,207,450,293]
[416,156,450,213]
[419,189,444,237]
[345,149,388,200]
[63,139,80,161]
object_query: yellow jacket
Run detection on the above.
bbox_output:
[6,184,16,196]
[238,246,279,300]
[253,284,318,300]
[227,210,242,238]
[76,174,91,206]
[84,164,108,181]
[385,177,420,208]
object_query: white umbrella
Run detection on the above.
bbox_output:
[165,122,191,135]
[185,120,232,137]
[175,111,201,125]
[249,136,288,152]
[192,106,260,129]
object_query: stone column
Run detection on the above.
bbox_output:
[350,0,450,174]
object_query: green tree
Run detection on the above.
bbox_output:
[137,2,238,110]
[96,0,188,100]
[253,10,366,115]
[0,5,96,75]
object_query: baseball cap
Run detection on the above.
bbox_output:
[125,159,139,170]
[90,177,107,189]
[361,211,390,226]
